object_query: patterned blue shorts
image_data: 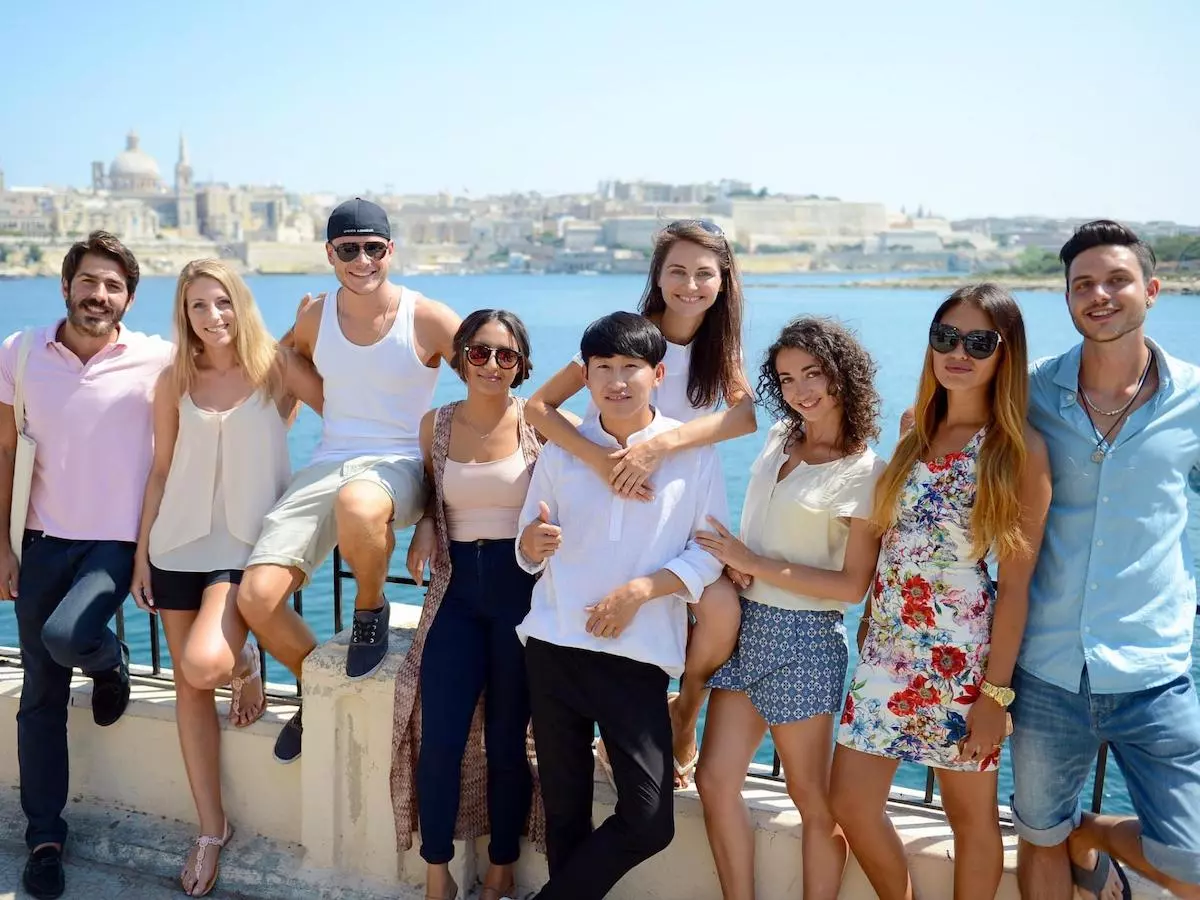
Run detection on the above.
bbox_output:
[707,599,848,726]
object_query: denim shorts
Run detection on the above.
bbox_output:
[1009,665,1200,884]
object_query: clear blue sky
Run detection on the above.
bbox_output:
[2,0,1197,223]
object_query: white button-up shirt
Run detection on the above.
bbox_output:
[515,409,728,676]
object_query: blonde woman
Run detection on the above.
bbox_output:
[830,284,1051,900]
[131,260,322,897]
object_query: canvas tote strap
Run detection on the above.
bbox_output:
[12,329,34,434]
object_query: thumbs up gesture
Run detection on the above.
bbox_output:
[520,501,563,565]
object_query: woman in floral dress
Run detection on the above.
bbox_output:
[831,284,1052,900]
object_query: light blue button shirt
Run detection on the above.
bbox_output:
[1022,339,1200,694]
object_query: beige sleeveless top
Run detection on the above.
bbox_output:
[442,446,531,541]
[149,391,291,571]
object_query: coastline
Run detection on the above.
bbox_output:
[836,274,1200,294]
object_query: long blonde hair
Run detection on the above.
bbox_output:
[170,259,279,400]
[871,284,1030,561]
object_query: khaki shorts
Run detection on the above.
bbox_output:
[246,455,426,583]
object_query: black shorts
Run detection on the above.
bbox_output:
[149,564,243,612]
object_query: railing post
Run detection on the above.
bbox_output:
[332,546,344,635]
[1091,743,1109,813]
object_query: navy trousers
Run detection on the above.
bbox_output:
[417,538,535,865]
[15,531,134,849]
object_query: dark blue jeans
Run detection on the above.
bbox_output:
[417,538,535,865]
[15,531,135,850]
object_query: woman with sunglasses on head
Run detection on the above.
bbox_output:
[829,284,1051,900]
[526,219,755,789]
[396,310,542,900]
[130,260,324,897]
[692,317,885,900]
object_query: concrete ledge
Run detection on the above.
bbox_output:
[0,602,1163,899]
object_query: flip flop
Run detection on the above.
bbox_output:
[1070,851,1131,900]
[667,691,699,789]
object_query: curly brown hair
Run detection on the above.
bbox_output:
[756,316,881,452]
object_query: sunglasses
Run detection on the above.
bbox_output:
[465,343,522,369]
[332,241,389,263]
[668,218,725,238]
[928,323,1003,360]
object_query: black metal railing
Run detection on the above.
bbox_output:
[2,552,1186,821]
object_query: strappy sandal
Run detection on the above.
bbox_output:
[424,874,458,900]
[229,642,266,728]
[181,820,233,897]
[667,691,699,789]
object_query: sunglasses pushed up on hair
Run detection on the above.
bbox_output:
[465,343,523,370]
[332,241,389,263]
[928,323,1003,360]
[668,219,725,238]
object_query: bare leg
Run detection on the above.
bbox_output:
[180,582,263,725]
[694,689,768,900]
[672,576,740,786]
[1017,840,1075,900]
[236,563,313,681]
[161,609,225,896]
[773,713,847,900]
[334,480,395,612]
[937,768,1003,900]
[423,862,457,899]
[1071,813,1200,900]
[829,745,911,900]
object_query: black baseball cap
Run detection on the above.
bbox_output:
[326,197,391,242]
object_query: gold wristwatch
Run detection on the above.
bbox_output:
[980,680,1016,708]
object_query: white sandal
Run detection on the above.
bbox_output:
[229,642,266,727]
[181,820,233,897]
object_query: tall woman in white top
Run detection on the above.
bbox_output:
[693,317,885,900]
[526,219,755,786]
[130,260,323,897]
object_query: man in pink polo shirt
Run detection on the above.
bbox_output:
[0,231,172,900]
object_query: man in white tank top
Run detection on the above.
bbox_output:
[237,199,461,763]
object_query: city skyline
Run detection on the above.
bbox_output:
[2,0,1197,224]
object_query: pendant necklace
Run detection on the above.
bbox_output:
[1079,354,1152,464]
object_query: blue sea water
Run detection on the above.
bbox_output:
[1,269,1197,816]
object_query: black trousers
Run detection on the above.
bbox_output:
[525,638,675,900]
[15,532,134,849]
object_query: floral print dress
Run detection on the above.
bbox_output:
[837,428,1000,772]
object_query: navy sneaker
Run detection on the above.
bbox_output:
[91,641,130,727]
[23,844,65,899]
[273,707,303,764]
[346,602,390,680]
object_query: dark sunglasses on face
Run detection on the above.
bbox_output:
[928,322,1003,360]
[332,241,389,263]
[465,343,522,369]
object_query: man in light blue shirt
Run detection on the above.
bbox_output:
[1013,220,1200,900]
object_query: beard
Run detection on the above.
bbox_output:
[66,296,127,338]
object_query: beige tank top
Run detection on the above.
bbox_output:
[442,446,531,542]
[149,391,291,571]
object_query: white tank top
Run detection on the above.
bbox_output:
[311,287,440,464]
[149,392,291,570]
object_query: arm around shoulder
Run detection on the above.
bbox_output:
[414,297,462,367]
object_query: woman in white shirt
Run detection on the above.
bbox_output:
[694,316,885,900]
[130,260,323,897]
[526,219,755,787]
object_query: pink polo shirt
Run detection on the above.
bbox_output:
[0,322,174,542]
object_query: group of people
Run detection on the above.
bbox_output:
[0,199,1196,900]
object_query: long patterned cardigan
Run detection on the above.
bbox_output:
[390,398,547,854]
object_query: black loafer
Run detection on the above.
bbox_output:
[273,707,303,764]
[346,602,390,680]
[92,640,130,727]
[23,845,65,899]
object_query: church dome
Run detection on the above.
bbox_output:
[109,131,160,182]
